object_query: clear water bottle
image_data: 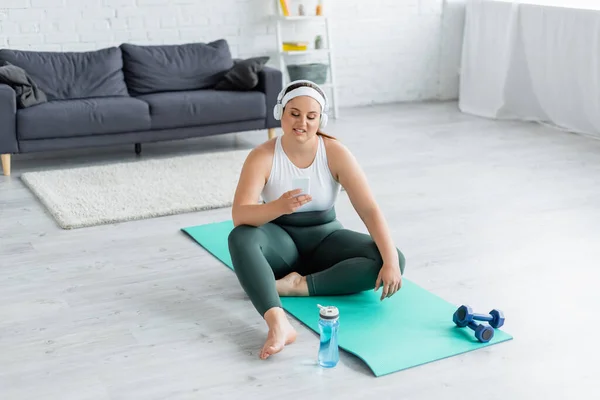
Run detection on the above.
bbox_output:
[317,304,340,368]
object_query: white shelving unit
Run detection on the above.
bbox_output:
[273,2,339,119]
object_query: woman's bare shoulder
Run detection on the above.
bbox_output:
[322,136,354,161]
[322,135,357,181]
[253,138,276,159]
[233,139,276,206]
[244,138,276,171]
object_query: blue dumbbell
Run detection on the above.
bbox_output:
[453,305,505,329]
[453,306,496,343]
[467,320,495,343]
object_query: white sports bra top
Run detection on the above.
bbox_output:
[261,135,341,212]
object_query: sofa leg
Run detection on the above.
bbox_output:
[1,154,11,176]
[135,143,141,155]
[268,128,276,140]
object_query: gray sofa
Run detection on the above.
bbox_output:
[0,39,282,176]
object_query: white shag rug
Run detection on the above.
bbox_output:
[20,149,251,229]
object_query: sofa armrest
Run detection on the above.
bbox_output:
[0,84,17,154]
[256,66,282,129]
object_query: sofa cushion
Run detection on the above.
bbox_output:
[120,40,234,95]
[17,97,151,140]
[0,60,47,108]
[137,90,266,130]
[215,57,270,91]
[0,47,129,101]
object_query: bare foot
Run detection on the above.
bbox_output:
[260,307,297,360]
[276,272,309,296]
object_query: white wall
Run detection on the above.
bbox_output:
[438,0,467,100]
[0,0,467,107]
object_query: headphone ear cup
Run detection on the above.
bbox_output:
[273,104,282,120]
[319,112,328,129]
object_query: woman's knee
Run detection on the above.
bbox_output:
[360,242,385,279]
[364,241,406,275]
[228,224,263,253]
[397,248,406,275]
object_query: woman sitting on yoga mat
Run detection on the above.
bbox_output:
[228,79,406,360]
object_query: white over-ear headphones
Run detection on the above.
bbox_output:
[273,80,329,129]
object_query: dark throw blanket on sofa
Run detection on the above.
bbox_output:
[0,61,47,108]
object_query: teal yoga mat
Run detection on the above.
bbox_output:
[181,220,513,377]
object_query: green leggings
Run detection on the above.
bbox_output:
[227,207,406,316]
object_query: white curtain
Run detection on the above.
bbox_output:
[459,0,600,139]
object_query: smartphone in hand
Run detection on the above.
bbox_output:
[292,176,310,197]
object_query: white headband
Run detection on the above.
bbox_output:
[281,86,326,112]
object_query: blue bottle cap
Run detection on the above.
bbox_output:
[317,304,339,319]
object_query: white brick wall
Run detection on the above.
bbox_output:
[0,0,466,107]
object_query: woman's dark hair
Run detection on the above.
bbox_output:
[283,81,336,140]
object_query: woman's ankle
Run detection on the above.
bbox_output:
[264,306,286,324]
[276,272,309,296]
[294,275,309,296]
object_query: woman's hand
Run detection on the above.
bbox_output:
[374,263,402,301]
[275,189,312,214]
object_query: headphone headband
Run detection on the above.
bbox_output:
[281,86,326,112]
[277,80,328,109]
